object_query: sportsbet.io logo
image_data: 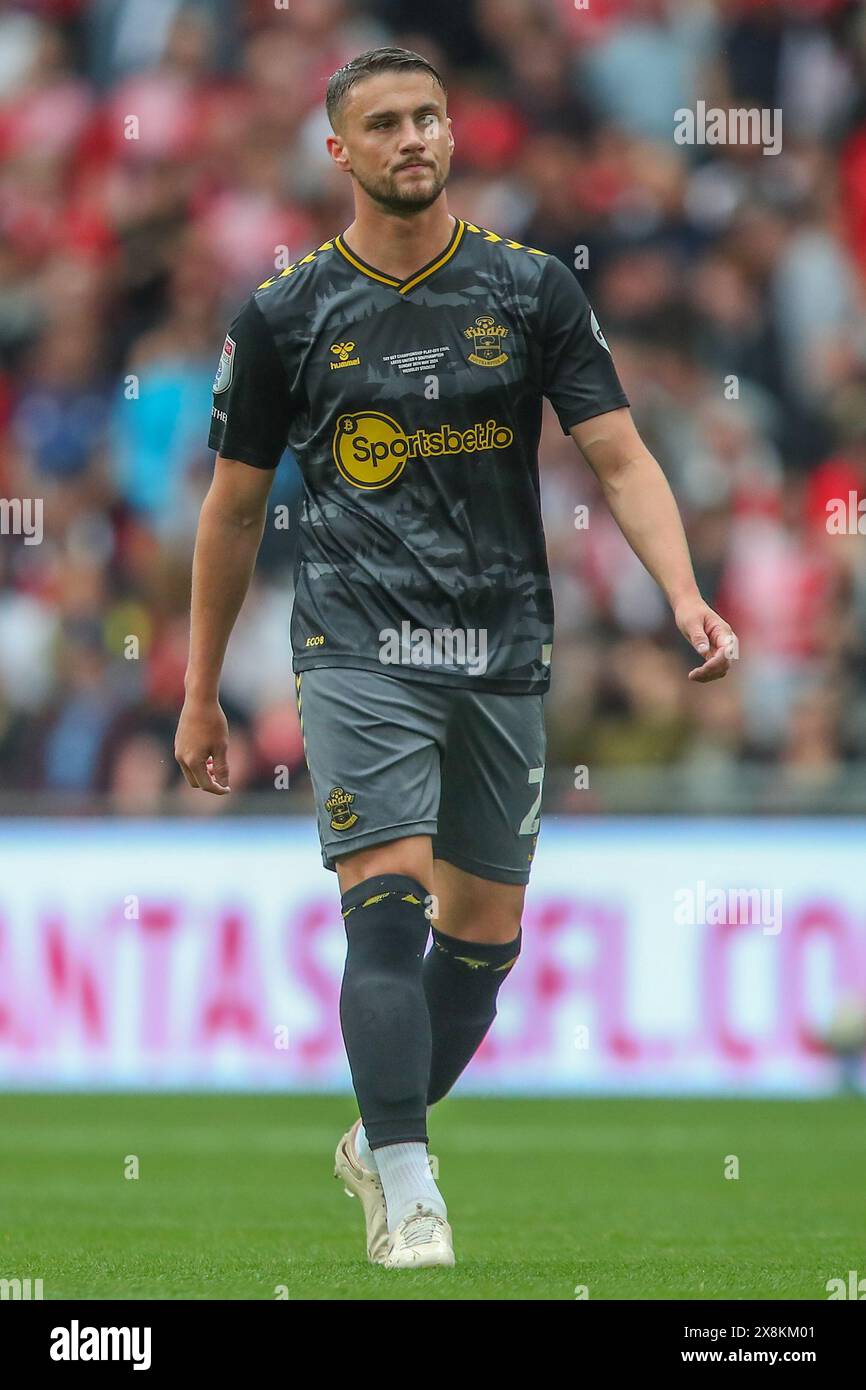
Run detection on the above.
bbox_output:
[332,411,514,490]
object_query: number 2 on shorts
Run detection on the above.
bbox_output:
[518,765,545,836]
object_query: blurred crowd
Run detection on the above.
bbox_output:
[0,0,865,813]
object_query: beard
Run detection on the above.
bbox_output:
[352,162,447,215]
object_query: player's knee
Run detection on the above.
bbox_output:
[470,916,522,946]
[438,902,523,945]
[438,877,524,942]
[336,836,433,894]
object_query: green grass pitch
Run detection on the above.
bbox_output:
[1,1093,861,1300]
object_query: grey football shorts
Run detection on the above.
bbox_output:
[295,667,546,885]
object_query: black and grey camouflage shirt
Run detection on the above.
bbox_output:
[208,216,629,693]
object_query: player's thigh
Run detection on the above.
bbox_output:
[432,855,525,943]
[433,688,546,889]
[296,667,445,884]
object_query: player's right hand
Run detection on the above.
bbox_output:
[174,697,231,794]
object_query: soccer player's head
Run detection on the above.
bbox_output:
[325,47,452,215]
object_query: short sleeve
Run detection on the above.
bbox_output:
[207,296,291,469]
[538,255,629,434]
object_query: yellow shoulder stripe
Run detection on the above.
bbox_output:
[257,240,335,290]
[462,222,547,256]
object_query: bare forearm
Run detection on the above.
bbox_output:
[184,494,266,699]
[571,410,735,681]
[594,449,699,608]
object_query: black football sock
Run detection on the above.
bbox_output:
[423,925,522,1106]
[339,874,432,1149]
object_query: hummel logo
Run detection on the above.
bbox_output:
[330,341,361,370]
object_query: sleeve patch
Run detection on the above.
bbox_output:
[590,310,610,354]
[212,334,236,394]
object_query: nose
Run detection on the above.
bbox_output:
[397,119,427,152]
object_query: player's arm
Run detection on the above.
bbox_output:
[570,407,735,683]
[175,295,291,793]
[538,254,736,684]
[176,458,274,793]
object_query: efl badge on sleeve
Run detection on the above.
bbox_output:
[590,310,610,354]
[213,334,236,393]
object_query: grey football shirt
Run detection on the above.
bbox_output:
[208,217,629,692]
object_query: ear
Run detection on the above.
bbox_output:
[326,134,352,173]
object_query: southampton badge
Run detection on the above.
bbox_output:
[213,334,236,393]
[325,785,358,832]
[464,315,509,368]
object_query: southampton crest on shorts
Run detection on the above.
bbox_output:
[325,785,358,831]
[464,314,509,368]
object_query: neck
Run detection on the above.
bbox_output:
[342,195,454,280]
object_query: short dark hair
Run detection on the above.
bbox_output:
[326,46,446,130]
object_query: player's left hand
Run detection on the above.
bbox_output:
[674,598,738,683]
